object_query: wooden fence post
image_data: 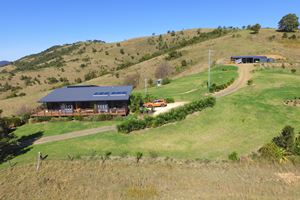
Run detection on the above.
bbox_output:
[36,152,41,171]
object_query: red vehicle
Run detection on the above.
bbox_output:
[144,99,167,108]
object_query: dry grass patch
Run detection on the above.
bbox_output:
[1,160,300,200]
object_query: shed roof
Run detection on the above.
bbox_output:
[39,85,133,103]
[231,56,268,59]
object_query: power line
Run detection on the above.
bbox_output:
[208,49,214,90]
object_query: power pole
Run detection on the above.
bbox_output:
[144,78,147,96]
[208,49,213,90]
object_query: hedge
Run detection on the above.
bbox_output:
[117,97,216,133]
[31,114,115,123]
[209,78,235,93]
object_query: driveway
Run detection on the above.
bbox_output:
[213,64,253,98]
[153,102,187,116]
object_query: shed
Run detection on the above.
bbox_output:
[231,56,274,64]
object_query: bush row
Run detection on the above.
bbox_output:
[209,78,235,93]
[117,97,216,133]
[30,114,119,123]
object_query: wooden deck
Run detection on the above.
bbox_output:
[31,108,127,117]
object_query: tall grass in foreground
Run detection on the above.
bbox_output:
[1,160,300,200]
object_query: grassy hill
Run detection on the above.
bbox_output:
[3,66,300,166]
[0,28,299,116]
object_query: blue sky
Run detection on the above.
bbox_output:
[0,0,299,61]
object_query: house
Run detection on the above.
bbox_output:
[231,56,274,64]
[32,85,133,117]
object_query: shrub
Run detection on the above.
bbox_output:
[116,61,135,70]
[258,142,288,163]
[47,77,59,84]
[282,33,288,39]
[32,116,52,123]
[272,125,295,151]
[74,116,84,121]
[162,77,171,85]
[129,93,144,114]
[84,71,97,81]
[75,78,82,83]
[2,117,24,128]
[209,78,235,93]
[91,114,113,121]
[80,64,86,68]
[247,79,253,85]
[291,69,296,74]
[117,97,216,133]
[165,97,175,103]
[136,152,143,163]
[289,34,297,40]
[249,23,261,34]
[228,152,239,161]
[181,60,187,67]
[67,116,74,121]
[20,113,31,124]
[165,51,182,60]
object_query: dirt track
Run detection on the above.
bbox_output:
[213,64,253,98]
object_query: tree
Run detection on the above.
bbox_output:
[128,93,143,113]
[278,14,299,32]
[272,125,295,151]
[123,72,140,88]
[250,24,261,34]
[181,60,187,67]
[0,117,16,163]
[155,62,172,79]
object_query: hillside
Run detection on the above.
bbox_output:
[3,66,300,165]
[0,61,10,67]
[0,28,300,116]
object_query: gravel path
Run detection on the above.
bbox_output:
[33,126,116,145]
[153,102,187,116]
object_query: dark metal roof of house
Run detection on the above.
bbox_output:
[231,56,268,59]
[39,85,133,103]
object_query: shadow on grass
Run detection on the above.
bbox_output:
[0,131,44,165]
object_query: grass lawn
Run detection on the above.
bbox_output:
[136,65,238,101]
[3,67,300,167]
[13,120,117,138]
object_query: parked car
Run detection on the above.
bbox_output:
[144,99,167,108]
